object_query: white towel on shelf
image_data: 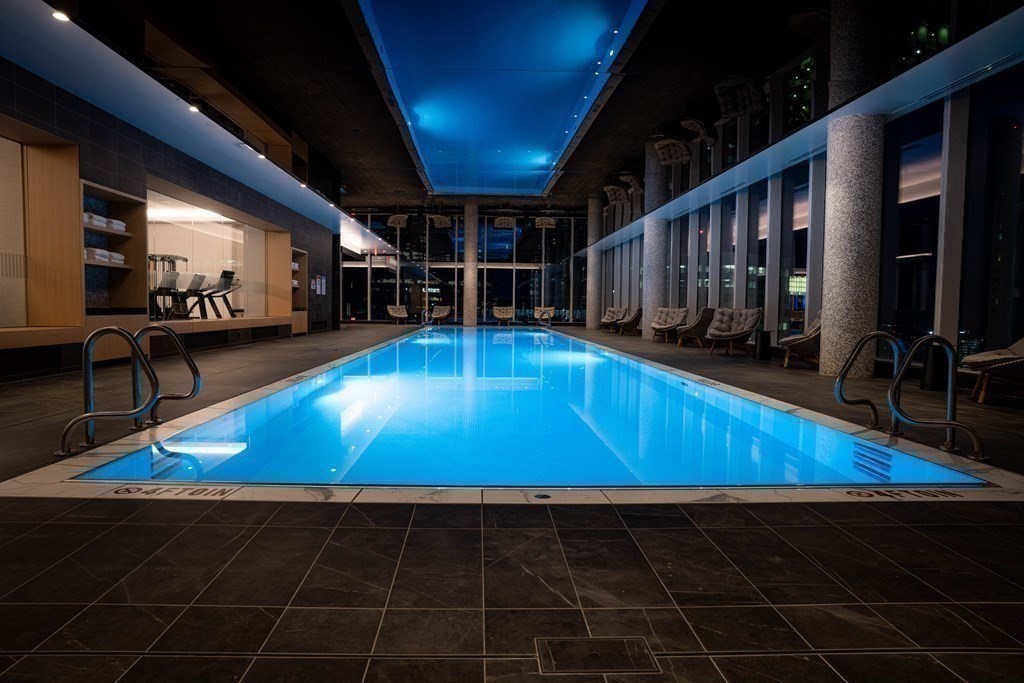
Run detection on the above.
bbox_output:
[291,279,299,287]
[107,218,126,230]
[85,248,110,261]
[108,252,126,262]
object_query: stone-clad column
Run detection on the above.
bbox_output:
[585,194,603,329]
[463,202,478,326]
[641,141,669,339]
[820,0,884,377]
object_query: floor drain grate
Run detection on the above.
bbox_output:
[536,637,659,674]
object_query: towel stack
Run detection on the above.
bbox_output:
[82,212,127,232]
[291,279,299,287]
[85,247,110,262]
[291,261,300,271]
[108,251,126,264]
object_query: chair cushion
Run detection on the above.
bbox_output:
[1009,337,1024,356]
[708,308,761,337]
[963,349,1017,368]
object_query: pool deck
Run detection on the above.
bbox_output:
[1,325,1024,679]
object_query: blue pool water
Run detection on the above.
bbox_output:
[78,328,982,488]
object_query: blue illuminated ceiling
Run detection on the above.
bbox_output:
[356,0,648,196]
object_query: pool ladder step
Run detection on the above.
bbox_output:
[55,324,202,457]
[835,332,985,461]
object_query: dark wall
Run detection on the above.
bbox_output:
[0,56,334,331]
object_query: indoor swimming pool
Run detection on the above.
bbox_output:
[76,327,984,488]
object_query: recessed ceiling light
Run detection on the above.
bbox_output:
[300,183,306,188]
[52,11,70,21]
[613,29,619,34]
[188,105,199,112]
[257,154,265,159]
[329,203,335,208]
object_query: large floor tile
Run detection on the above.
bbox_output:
[119,656,250,682]
[485,658,603,683]
[388,529,481,608]
[483,529,577,608]
[681,606,806,652]
[365,658,484,683]
[932,653,1024,682]
[0,655,136,682]
[826,653,963,681]
[151,606,281,653]
[0,603,85,651]
[484,609,588,654]
[411,504,481,528]
[483,504,553,529]
[777,604,914,650]
[870,602,1019,648]
[0,523,111,597]
[374,609,483,655]
[549,505,623,530]
[585,608,702,653]
[38,605,183,652]
[261,608,382,654]
[557,529,673,608]
[712,654,841,682]
[338,504,413,528]
[293,527,405,608]
[244,657,367,682]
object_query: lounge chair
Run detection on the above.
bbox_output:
[614,308,643,336]
[780,314,822,368]
[387,305,409,324]
[676,307,716,347]
[429,305,452,325]
[707,308,762,355]
[965,337,1024,403]
[650,307,688,342]
[533,306,555,327]
[600,307,627,331]
[493,306,515,326]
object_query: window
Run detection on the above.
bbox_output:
[779,163,810,337]
[746,180,768,312]
[720,195,737,308]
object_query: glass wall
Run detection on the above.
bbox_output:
[720,195,737,308]
[0,136,26,327]
[146,191,266,321]
[779,163,809,337]
[696,207,710,310]
[879,103,943,347]
[675,217,688,307]
[746,180,768,313]
[960,63,1024,363]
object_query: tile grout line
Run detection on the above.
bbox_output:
[237,503,349,681]
[359,504,416,683]
[111,502,285,682]
[546,506,592,638]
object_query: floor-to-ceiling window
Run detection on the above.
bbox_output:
[960,63,1024,362]
[747,180,768,314]
[720,194,737,308]
[675,217,689,309]
[779,163,809,336]
[697,206,710,310]
[879,102,943,348]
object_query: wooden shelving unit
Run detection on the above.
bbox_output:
[82,181,149,360]
[291,247,308,335]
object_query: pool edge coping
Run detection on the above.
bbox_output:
[3,324,1024,505]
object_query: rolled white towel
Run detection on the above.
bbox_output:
[291,279,299,287]
[107,218,126,229]
[85,248,110,261]
[108,252,126,262]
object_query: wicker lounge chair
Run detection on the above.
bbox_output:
[493,306,515,326]
[965,338,1024,404]
[676,307,716,347]
[533,306,555,327]
[600,307,627,331]
[386,305,409,324]
[707,308,762,355]
[650,307,688,342]
[429,305,452,325]
[614,308,643,336]
[780,314,822,367]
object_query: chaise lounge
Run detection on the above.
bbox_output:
[707,308,762,355]
[650,307,688,342]
[493,306,515,326]
[779,314,822,367]
[964,337,1024,404]
[676,307,715,347]
[600,307,627,331]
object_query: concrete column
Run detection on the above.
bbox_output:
[462,202,478,326]
[585,194,603,329]
[934,91,969,342]
[819,0,886,377]
[641,141,669,339]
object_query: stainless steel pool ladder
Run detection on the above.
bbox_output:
[55,324,201,457]
[834,331,905,435]
[886,335,985,461]
[835,331,985,461]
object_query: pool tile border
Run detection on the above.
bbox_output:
[3,325,1024,505]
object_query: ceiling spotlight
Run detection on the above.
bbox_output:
[52,11,70,21]
[188,104,199,112]
[300,183,306,188]
[597,61,602,65]
[257,154,265,159]
[609,50,615,56]
[613,29,619,34]
[594,71,599,75]
[329,203,335,208]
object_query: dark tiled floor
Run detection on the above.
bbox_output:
[0,498,1022,681]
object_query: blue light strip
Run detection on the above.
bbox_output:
[357,0,647,195]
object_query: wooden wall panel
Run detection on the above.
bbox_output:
[23,145,83,327]
[265,231,292,317]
